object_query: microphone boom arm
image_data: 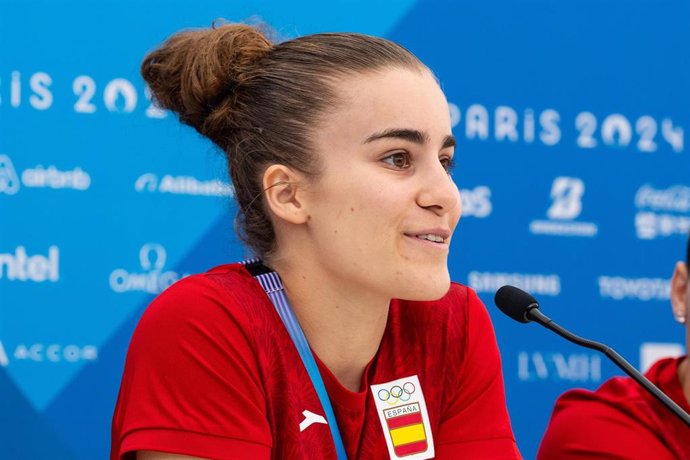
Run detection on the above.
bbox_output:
[527,307,690,428]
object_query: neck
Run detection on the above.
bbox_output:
[271,258,390,392]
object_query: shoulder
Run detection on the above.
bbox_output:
[140,263,268,324]
[538,374,673,459]
[130,263,272,355]
[548,376,646,425]
[113,263,275,457]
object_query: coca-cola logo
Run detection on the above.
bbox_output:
[635,185,690,213]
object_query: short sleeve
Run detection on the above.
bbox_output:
[110,275,272,460]
[537,390,678,460]
[436,286,521,459]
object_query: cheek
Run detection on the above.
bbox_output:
[332,199,403,254]
[450,188,463,229]
[311,168,408,244]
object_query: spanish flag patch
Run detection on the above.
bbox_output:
[370,375,434,459]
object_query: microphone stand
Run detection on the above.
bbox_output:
[527,307,690,428]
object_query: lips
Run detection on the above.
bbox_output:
[416,234,445,243]
[404,229,451,244]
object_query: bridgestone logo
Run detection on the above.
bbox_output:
[529,220,598,237]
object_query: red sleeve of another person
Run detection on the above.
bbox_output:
[110,274,272,460]
[436,285,521,459]
[537,387,678,460]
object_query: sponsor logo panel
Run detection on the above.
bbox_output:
[0,341,8,367]
[0,154,91,195]
[109,243,188,294]
[135,172,233,197]
[0,246,59,282]
[468,271,561,297]
[634,184,690,240]
[0,340,98,366]
[640,343,685,373]
[517,351,602,383]
[0,154,20,194]
[529,177,599,237]
[459,185,492,218]
[598,276,670,301]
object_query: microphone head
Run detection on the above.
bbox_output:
[494,285,540,323]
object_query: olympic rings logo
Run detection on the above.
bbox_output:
[376,381,416,405]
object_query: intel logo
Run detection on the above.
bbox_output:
[0,246,59,282]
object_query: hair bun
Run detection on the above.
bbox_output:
[141,23,272,134]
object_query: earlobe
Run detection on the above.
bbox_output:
[670,261,688,324]
[262,164,310,225]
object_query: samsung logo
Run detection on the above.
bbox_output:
[468,271,561,296]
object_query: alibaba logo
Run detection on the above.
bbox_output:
[135,173,158,192]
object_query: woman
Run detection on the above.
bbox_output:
[111,22,520,460]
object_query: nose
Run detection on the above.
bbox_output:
[415,159,461,216]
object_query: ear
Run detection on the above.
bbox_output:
[671,261,689,323]
[262,164,310,225]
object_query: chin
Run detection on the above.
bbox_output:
[396,270,452,301]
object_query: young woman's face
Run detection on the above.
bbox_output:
[302,67,461,301]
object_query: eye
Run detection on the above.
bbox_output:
[382,152,412,170]
[440,156,456,174]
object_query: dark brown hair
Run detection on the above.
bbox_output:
[141,22,425,259]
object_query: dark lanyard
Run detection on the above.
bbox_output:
[243,259,348,460]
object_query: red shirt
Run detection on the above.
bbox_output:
[111,263,519,459]
[538,357,690,460]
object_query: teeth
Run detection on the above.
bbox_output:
[417,234,444,243]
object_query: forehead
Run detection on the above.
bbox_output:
[316,68,452,145]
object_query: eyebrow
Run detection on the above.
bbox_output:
[363,128,456,150]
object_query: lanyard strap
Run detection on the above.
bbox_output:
[242,259,348,460]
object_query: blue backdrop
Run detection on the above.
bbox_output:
[2,1,689,458]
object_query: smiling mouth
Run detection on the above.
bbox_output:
[403,232,450,245]
[415,233,445,243]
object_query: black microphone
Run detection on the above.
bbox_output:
[494,285,690,428]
